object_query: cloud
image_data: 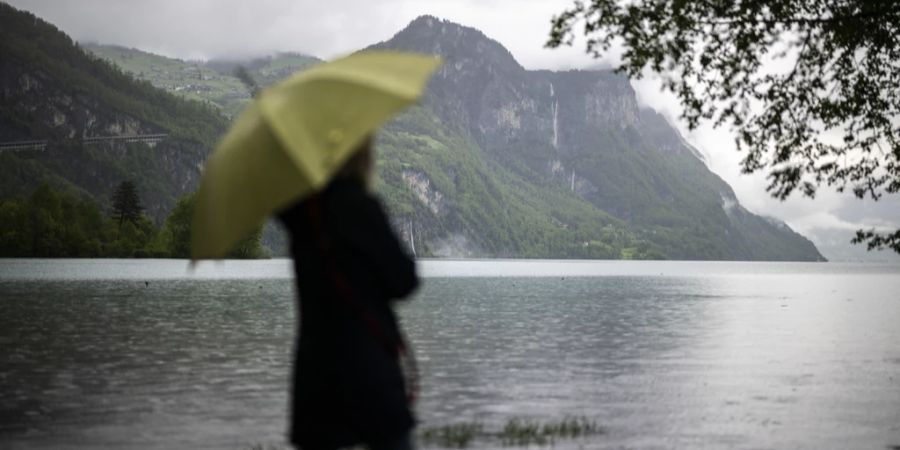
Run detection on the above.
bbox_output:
[8,0,398,60]
[8,0,595,66]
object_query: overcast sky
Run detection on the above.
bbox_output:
[8,0,899,260]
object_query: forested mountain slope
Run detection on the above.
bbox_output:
[0,3,227,220]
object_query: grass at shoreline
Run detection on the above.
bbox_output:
[247,416,604,449]
[248,416,606,450]
[419,416,603,448]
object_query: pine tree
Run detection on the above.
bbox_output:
[111,180,143,229]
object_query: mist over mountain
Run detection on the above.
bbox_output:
[0,3,823,260]
[80,43,319,117]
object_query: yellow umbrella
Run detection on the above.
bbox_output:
[191,51,442,260]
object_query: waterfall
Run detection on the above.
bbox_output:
[552,100,559,149]
[550,83,559,149]
[408,220,416,256]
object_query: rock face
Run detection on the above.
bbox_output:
[0,67,208,220]
[371,16,824,260]
[2,70,151,141]
[402,170,445,216]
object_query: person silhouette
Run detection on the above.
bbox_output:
[278,134,419,450]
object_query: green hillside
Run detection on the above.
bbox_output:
[376,107,653,258]
[84,44,319,117]
[0,3,227,221]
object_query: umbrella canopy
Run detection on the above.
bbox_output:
[191,50,442,260]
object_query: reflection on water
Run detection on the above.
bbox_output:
[1,259,899,449]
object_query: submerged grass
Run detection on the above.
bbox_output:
[499,416,602,446]
[420,421,484,448]
[419,415,603,448]
[248,416,603,449]
[500,418,547,447]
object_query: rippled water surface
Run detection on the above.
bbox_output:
[1,259,899,449]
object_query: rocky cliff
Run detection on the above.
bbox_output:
[370,16,824,260]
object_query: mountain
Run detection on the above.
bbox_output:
[1,3,824,260]
[0,3,227,221]
[367,16,824,260]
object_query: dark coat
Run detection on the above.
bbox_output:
[278,177,419,449]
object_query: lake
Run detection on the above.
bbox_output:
[1,259,899,449]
